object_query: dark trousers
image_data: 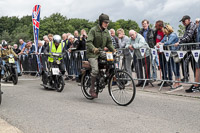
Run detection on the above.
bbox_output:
[181,52,195,79]
[131,54,137,71]
[136,56,151,83]
[64,55,73,76]
[158,53,172,80]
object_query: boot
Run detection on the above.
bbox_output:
[136,81,143,87]
[89,76,98,98]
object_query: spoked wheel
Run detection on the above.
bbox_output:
[81,71,94,100]
[109,71,136,106]
[12,68,18,85]
[42,72,48,89]
[56,76,65,92]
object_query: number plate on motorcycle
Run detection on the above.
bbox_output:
[9,58,15,63]
[106,52,113,61]
[52,68,60,75]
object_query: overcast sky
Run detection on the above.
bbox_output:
[0,0,200,31]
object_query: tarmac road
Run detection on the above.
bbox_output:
[0,75,200,133]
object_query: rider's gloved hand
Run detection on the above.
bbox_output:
[104,47,108,51]
[93,48,99,54]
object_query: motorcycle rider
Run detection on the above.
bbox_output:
[0,41,18,78]
[44,35,66,75]
[86,13,116,98]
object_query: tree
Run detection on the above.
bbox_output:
[110,19,140,35]
[0,13,141,44]
[11,25,31,44]
[178,24,185,37]
[0,30,11,43]
[39,13,68,38]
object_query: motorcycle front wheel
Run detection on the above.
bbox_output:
[108,71,136,106]
[12,68,18,85]
[55,75,65,92]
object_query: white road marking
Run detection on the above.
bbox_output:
[1,83,14,87]
[18,78,40,81]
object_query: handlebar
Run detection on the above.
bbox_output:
[41,53,63,58]
[19,52,36,55]
[116,48,128,50]
[2,54,18,60]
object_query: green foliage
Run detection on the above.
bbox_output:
[0,30,11,43]
[108,19,140,35]
[149,23,154,29]
[178,24,185,37]
[0,13,141,44]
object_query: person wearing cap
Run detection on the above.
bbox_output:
[177,15,197,45]
[174,15,198,92]
[86,13,115,98]
[176,15,199,92]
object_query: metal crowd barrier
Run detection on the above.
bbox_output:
[19,53,39,75]
[19,50,87,78]
[129,42,200,91]
[63,50,87,79]
[18,42,200,92]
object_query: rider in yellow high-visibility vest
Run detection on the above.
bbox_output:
[45,35,66,75]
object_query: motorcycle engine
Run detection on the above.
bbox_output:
[98,71,107,91]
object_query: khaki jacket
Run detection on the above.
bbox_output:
[0,48,18,61]
[86,25,114,58]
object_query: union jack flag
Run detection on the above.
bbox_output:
[32,5,41,52]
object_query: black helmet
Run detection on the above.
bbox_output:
[99,13,110,25]
[53,35,61,44]
[2,41,8,47]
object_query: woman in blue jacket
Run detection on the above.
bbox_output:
[157,25,181,89]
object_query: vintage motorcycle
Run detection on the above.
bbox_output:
[81,50,136,106]
[1,54,18,85]
[41,53,65,92]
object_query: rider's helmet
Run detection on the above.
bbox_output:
[99,13,110,26]
[2,41,8,47]
[53,35,61,44]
